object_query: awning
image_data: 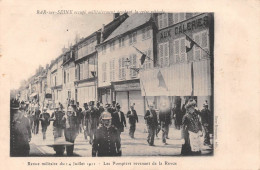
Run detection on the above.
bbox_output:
[29,92,38,98]
[140,60,211,96]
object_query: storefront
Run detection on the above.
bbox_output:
[112,79,145,116]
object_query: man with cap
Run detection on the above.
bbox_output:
[50,104,66,155]
[126,104,138,138]
[33,105,41,135]
[87,101,99,144]
[64,105,79,156]
[82,103,90,141]
[10,99,31,156]
[181,99,203,155]
[39,107,50,140]
[112,103,126,137]
[144,104,158,146]
[159,101,172,145]
[199,100,211,146]
[111,101,117,113]
[92,111,121,157]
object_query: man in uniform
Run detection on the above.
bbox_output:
[76,102,83,133]
[82,103,90,141]
[33,105,41,135]
[126,104,138,138]
[50,105,66,155]
[112,104,126,138]
[39,107,50,140]
[92,112,121,157]
[159,102,172,145]
[199,101,211,146]
[64,105,79,156]
[144,104,158,146]
[87,101,99,144]
[10,99,31,156]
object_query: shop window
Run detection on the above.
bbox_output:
[102,62,107,82]
[158,42,169,67]
[193,30,209,60]
[119,37,125,47]
[110,59,115,81]
[158,13,168,29]
[174,37,187,63]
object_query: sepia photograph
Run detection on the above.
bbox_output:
[9,12,214,157]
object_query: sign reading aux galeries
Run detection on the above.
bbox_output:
[158,13,212,41]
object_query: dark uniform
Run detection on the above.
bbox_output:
[87,106,100,144]
[92,126,121,157]
[51,109,66,155]
[10,99,31,156]
[82,105,90,140]
[126,109,138,138]
[159,108,171,144]
[144,108,158,146]
[33,108,41,134]
[64,106,79,156]
[39,110,50,140]
[199,105,211,145]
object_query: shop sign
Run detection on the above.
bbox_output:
[159,14,209,40]
[114,82,140,91]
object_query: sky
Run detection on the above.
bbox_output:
[1,9,113,90]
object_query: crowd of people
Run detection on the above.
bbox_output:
[10,97,213,157]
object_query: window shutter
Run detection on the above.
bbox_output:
[122,57,125,79]
[194,34,201,60]
[110,60,113,81]
[119,58,122,79]
[112,59,115,81]
[133,54,137,77]
[129,55,133,77]
[201,31,209,59]
[163,14,168,28]
[174,40,180,63]
[164,43,169,66]
[180,13,185,22]
[174,13,178,24]
[104,63,107,82]
[180,38,186,62]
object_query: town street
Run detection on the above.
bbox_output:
[30,115,213,157]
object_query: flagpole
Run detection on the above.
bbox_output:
[183,32,211,57]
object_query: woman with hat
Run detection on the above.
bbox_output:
[181,99,203,155]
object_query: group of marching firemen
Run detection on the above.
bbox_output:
[10,97,213,157]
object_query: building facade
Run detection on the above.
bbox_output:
[140,13,214,110]
[97,13,157,115]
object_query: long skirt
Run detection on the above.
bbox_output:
[188,131,202,152]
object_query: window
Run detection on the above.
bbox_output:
[174,37,186,63]
[193,30,209,60]
[110,41,115,51]
[119,37,125,47]
[83,60,89,79]
[102,45,106,54]
[67,72,69,82]
[142,27,151,40]
[158,42,169,67]
[118,57,126,80]
[129,32,137,45]
[102,63,107,82]
[158,13,168,29]
[64,71,66,84]
[75,65,78,80]
[110,59,115,81]
[173,13,186,24]
[143,49,152,69]
[129,54,137,77]
[80,63,83,80]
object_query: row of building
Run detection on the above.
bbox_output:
[17,13,214,116]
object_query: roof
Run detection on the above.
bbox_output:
[104,13,152,43]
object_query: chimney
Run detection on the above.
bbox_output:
[113,13,120,19]
[101,24,105,42]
